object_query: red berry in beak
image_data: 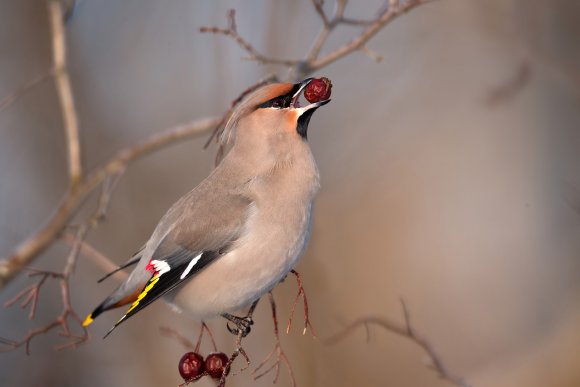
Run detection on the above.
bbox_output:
[304,77,332,103]
[178,352,205,381]
[205,352,229,379]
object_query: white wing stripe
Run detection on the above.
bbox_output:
[180,253,203,280]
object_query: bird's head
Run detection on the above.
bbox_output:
[245,78,331,139]
[223,78,331,145]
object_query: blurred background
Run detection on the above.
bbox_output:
[2,0,580,386]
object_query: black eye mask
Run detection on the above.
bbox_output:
[256,83,302,110]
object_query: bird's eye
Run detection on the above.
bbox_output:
[257,96,291,109]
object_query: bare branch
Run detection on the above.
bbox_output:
[304,0,431,76]
[0,270,88,355]
[312,0,330,27]
[3,268,53,320]
[0,116,220,290]
[252,292,297,387]
[339,17,374,26]
[361,44,384,62]
[60,232,124,280]
[335,0,349,19]
[0,70,54,112]
[49,1,82,187]
[62,168,126,278]
[62,223,88,277]
[325,299,470,387]
[200,10,298,67]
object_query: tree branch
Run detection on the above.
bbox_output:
[200,10,299,67]
[1,0,438,366]
[303,0,432,76]
[325,299,470,387]
[0,268,88,355]
[0,116,220,290]
[0,70,54,112]
[0,0,433,290]
[60,232,124,280]
[200,1,431,82]
[252,292,297,387]
[49,1,83,187]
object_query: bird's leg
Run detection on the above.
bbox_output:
[286,269,316,337]
[221,299,259,338]
[217,300,259,387]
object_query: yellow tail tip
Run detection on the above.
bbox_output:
[82,314,94,327]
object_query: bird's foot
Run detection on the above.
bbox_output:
[222,313,254,338]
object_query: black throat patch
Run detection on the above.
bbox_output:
[296,108,318,139]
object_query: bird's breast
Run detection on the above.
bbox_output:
[171,158,319,319]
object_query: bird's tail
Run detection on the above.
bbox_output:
[82,287,143,327]
[82,250,146,327]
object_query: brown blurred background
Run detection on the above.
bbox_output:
[2,0,580,386]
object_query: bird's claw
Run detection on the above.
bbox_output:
[224,315,253,337]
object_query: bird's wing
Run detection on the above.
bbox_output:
[104,192,253,337]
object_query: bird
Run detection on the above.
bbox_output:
[82,78,331,337]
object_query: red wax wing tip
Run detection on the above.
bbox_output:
[304,77,332,103]
[145,259,155,273]
[204,352,229,379]
[179,352,205,381]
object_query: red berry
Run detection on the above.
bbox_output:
[205,352,229,379]
[304,77,332,103]
[178,352,205,381]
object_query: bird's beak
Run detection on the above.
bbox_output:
[291,78,331,113]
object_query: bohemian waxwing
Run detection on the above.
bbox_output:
[82,78,330,337]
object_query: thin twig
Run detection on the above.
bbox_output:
[302,0,432,77]
[252,292,297,387]
[49,1,82,187]
[0,270,88,355]
[0,116,220,290]
[200,10,298,67]
[3,268,54,320]
[325,299,470,387]
[0,70,54,112]
[2,159,135,353]
[311,0,330,27]
[62,168,126,278]
[60,232,125,281]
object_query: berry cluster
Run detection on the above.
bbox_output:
[178,351,229,383]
